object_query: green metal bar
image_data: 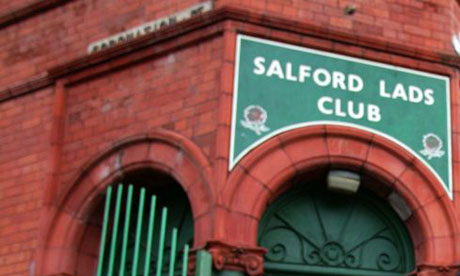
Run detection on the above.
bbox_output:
[156,208,168,276]
[168,228,178,276]
[195,250,212,276]
[108,185,124,276]
[181,244,189,276]
[119,185,134,276]
[131,188,146,276]
[96,186,113,276]
[143,195,157,276]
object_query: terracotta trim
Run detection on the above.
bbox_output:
[417,263,460,275]
[34,80,69,276]
[0,0,73,29]
[1,6,459,104]
[44,80,68,206]
[64,25,224,85]
[188,240,267,276]
[38,129,215,276]
[0,75,52,103]
[223,125,460,264]
[58,129,213,210]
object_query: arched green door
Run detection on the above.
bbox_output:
[258,185,414,276]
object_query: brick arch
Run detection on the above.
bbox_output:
[39,129,214,276]
[223,125,460,268]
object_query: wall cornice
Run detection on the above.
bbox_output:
[0,6,459,103]
[0,0,73,30]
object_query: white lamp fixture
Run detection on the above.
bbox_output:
[452,32,460,57]
[327,170,361,194]
[387,191,412,221]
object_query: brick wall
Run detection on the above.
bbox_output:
[0,0,458,90]
[0,1,459,276]
[0,0,203,88]
[0,0,37,14]
[453,0,460,40]
[0,88,53,276]
[216,0,456,53]
[57,36,223,195]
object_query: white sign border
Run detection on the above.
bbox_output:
[229,34,453,200]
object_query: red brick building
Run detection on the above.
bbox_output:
[1,1,460,276]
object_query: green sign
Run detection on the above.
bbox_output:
[230,35,452,198]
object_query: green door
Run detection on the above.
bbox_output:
[258,184,414,276]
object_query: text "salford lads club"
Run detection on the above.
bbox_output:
[252,57,436,123]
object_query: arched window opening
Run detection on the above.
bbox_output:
[258,171,415,276]
[78,169,194,276]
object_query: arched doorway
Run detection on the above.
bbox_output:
[258,177,415,276]
[223,125,459,275]
[38,131,213,276]
[78,168,194,276]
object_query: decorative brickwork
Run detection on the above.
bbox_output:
[0,1,460,276]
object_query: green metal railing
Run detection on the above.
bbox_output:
[96,185,191,276]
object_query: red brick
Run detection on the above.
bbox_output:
[417,199,453,238]
[76,254,98,276]
[244,138,293,185]
[229,175,269,215]
[121,143,150,166]
[366,144,409,181]
[454,163,460,193]
[430,236,456,264]
[330,17,353,29]
[398,168,440,208]
[282,135,328,166]
[404,24,432,37]
[0,1,459,275]
[193,213,213,247]
[327,135,370,167]
[225,212,258,245]
[147,142,179,171]
[452,104,460,133]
